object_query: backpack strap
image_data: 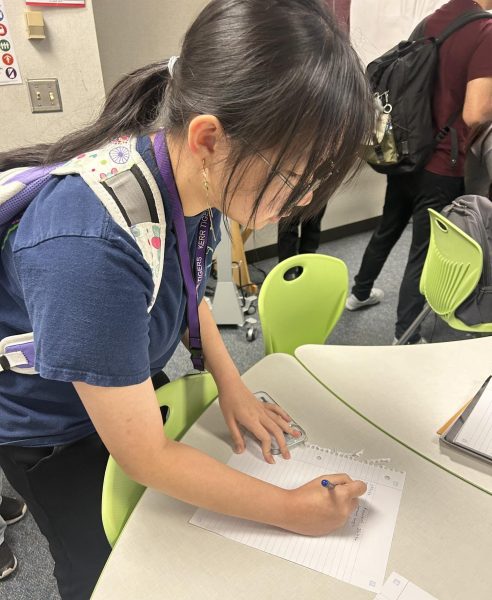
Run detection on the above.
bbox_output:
[408,9,491,45]
[52,135,166,311]
[0,333,36,374]
[1,138,166,311]
[0,136,167,376]
[408,17,428,42]
[0,165,61,231]
[436,10,492,46]
[434,108,462,167]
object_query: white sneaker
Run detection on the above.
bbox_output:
[345,288,384,311]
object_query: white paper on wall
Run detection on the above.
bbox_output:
[350,0,447,66]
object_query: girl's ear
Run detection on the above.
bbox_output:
[187,115,226,163]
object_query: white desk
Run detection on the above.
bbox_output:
[92,354,492,600]
[296,338,492,495]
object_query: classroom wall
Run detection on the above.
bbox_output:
[0,0,105,151]
[92,0,209,92]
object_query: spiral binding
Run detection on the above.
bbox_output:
[301,443,404,475]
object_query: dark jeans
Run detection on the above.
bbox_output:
[0,433,110,600]
[278,204,327,262]
[352,170,464,339]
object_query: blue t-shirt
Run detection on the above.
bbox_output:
[0,136,221,446]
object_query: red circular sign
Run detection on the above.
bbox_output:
[0,24,7,36]
[2,53,13,66]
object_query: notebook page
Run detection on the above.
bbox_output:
[455,380,492,457]
[375,572,437,600]
[190,441,405,592]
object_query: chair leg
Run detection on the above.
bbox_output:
[394,303,433,345]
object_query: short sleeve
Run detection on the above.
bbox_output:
[467,26,492,82]
[14,234,154,386]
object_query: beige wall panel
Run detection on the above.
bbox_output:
[92,0,209,92]
[1,0,105,151]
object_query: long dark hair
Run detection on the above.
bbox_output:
[0,0,373,223]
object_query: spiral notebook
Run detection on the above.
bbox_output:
[190,440,405,592]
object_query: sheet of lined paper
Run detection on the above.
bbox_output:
[190,441,405,592]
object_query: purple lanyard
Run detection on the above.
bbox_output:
[153,131,209,371]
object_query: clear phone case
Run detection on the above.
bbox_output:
[254,391,307,454]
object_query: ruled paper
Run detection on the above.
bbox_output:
[190,441,405,592]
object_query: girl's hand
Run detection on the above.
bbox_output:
[218,380,300,463]
[283,474,367,536]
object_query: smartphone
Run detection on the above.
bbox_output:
[254,391,307,454]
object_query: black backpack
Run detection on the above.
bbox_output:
[365,10,492,175]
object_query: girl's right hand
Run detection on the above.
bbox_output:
[282,474,367,536]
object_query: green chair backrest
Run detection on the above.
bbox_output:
[101,372,218,547]
[421,209,492,332]
[258,253,348,356]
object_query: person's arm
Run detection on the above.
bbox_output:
[73,377,366,536]
[463,77,492,128]
[184,299,299,463]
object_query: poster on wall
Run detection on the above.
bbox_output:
[0,1,22,86]
[26,1,85,6]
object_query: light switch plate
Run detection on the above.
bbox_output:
[27,78,63,113]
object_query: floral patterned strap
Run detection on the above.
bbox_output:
[53,136,166,311]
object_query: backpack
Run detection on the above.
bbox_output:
[364,10,492,175]
[0,135,166,374]
[465,123,492,198]
[442,195,492,326]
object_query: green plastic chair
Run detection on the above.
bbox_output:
[397,208,492,344]
[101,371,218,547]
[258,253,348,355]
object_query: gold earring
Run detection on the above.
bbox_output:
[201,159,209,192]
[202,160,216,242]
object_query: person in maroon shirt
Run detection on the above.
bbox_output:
[346,0,492,343]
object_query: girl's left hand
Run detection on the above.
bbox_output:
[218,380,300,463]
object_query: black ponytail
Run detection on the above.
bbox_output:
[0,61,171,170]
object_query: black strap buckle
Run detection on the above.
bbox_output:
[190,346,203,359]
[0,355,12,372]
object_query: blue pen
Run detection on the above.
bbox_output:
[321,479,336,490]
